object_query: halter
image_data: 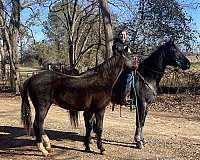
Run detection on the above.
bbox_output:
[131,71,140,128]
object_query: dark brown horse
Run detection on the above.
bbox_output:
[112,40,190,149]
[20,47,137,156]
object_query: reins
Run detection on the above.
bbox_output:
[131,70,157,129]
[131,71,140,128]
[136,71,157,96]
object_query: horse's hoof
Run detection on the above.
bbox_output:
[85,147,92,153]
[37,143,49,156]
[100,148,106,155]
[134,137,145,143]
[46,146,51,152]
[136,141,143,149]
[100,150,106,155]
[41,150,49,157]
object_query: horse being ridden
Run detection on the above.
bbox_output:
[20,47,138,156]
[129,40,190,149]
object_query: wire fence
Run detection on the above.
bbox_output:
[160,67,200,95]
[0,68,42,92]
[0,67,199,95]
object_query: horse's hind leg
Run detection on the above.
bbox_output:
[42,134,51,151]
[83,111,94,152]
[95,109,105,154]
[33,102,51,156]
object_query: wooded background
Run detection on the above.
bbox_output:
[0,0,199,93]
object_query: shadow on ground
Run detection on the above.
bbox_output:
[0,126,136,150]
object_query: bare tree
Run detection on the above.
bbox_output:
[98,0,113,59]
[0,0,20,93]
[0,0,49,93]
[46,0,102,68]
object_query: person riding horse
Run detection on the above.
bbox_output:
[112,29,138,106]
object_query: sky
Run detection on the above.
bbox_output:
[21,5,49,41]
[180,0,200,43]
[187,6,200,31]
[21,0,200,45]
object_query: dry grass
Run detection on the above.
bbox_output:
[190,62,200,72]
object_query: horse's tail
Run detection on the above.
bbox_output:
[21,78,32,135]
[69,111,79,128]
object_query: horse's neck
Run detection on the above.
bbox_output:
[78,55,124,88]
[150,50,167,69]
[100,55,124,85]
[97,55,124,88]
[139,50,167,82]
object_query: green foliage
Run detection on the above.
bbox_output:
[146,0,193,41]
[22,41,68,66]
[127,0,196,54]
[20,0,198,71]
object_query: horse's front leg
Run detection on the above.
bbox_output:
[134,125,144,149]
[83,111,94,152]
[134,100,148,149]
[95,109,105,154]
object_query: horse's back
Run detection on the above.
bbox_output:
[24,71,63,99]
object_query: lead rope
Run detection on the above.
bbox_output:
[132,71,141,129]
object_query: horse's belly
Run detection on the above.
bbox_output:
[57,102,91,111]
[54,94,92,111]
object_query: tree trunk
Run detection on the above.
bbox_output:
[10,0,20,94]
[98,0,113,60]
[0,0,20,94]
[68,37,75,68]
[4,27,17,92]
[0,39,6,79]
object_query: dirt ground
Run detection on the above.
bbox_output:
[0,94,200,160]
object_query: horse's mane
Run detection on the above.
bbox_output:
[147,43,168,61]
[140,42,169,69]
[137,42,172,80]
[79,54,123,79]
